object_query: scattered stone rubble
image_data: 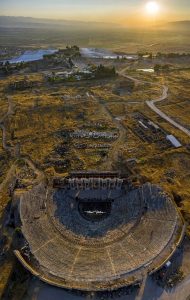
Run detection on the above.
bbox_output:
[70,130,119,140]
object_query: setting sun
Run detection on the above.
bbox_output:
[146,1,160,15]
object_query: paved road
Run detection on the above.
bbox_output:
[141,275,190,300]
[119,69,190,139]
[25,278,190,300]
[25,279,137,300]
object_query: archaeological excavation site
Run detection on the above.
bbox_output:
[13,171,185,291]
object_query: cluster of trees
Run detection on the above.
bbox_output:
[43,53,56,60]
[138,51,190,59]
[94,64,116,79]
[0,61,28,75]
[58,45,81,58]
[43,45,80,63]
[156,52,190,58]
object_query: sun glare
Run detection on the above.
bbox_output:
[146,1,160,15]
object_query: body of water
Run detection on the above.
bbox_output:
[6,49,57,64]
[5,48,137,63]
[80,48,138,60]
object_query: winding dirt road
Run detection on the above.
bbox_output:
[119,69,190,139]
[146,85,190,138]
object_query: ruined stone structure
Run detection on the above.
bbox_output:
[16,172,185,291]
[66,177,123,190]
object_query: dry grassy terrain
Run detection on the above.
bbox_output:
[0,66,190,226]
[1,54,190,298]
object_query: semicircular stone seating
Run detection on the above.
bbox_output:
[19,181,181,290]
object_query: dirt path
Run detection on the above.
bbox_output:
[0,164,17,196]
[102,105,126,169]
[0,96,16,197]
[0,96,15,151]
[0,95,45,192]
[23,157,45,183]
[89,93,126,169]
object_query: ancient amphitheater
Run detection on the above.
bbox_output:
[16,172,184,291]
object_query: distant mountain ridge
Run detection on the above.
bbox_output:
[168,20,190,25]
[0,16,119,29]
[160,20,190,31]
[0,16,189,31]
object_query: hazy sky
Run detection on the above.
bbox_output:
[1,0,190,26]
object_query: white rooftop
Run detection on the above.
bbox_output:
[166,135,182,148]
